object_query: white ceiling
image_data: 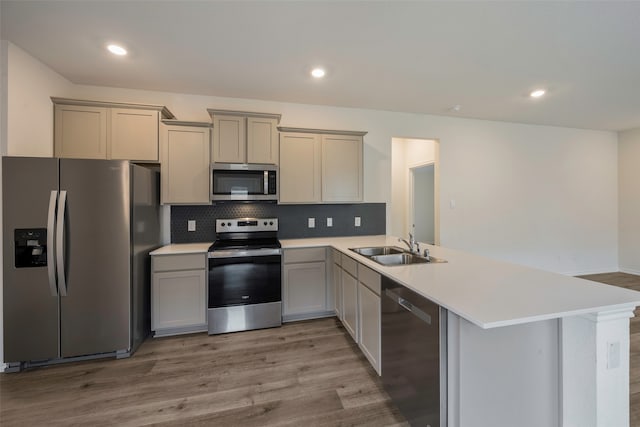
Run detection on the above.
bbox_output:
[2,1,639,131]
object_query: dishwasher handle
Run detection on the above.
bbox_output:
[385,289,432,325]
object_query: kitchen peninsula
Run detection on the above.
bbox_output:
[153,235,640,427]
[282,235,640,427]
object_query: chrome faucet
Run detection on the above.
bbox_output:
[399,233,419,254]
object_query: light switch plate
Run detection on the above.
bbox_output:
[355,217,361,227]
[308,218,315,228]
[188,220,196,232]
[327,217,333,227]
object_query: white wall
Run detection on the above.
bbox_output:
[619,128,640,274]
[390,139,407,237]
[6,42,72,156]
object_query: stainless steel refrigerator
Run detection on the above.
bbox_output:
[2,157,161,371]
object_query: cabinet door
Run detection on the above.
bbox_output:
[358,283,381,375]
[283,262,327,316]
[160,125,211,204]
[212,115,246,163]
[342,270,358,341]
[247,117,279,165]
[152,269,207,331]
[110,108,159,161]
[54,104,108,159]
[321,134,363,202]
[333,262,343,319]
[279,132,321,203]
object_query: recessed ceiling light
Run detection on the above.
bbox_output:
[107,44,127,56]
[530,89,546,98]
[311,68,326,78]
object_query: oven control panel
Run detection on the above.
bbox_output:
[216,218,278,233]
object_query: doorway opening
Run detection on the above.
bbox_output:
[390,138,440,245]
[410,163,435,244]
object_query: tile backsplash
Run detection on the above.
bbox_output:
[171,203,386,243]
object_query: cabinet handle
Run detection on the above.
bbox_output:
[386,289,432,325]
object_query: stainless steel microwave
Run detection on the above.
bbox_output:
[211,163,278,202]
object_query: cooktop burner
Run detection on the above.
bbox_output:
[209,238,281,251]
[209,218,280,253]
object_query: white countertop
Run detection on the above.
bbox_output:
[281,235,640,329]
[149,242,212,255]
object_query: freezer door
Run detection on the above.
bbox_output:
[2,157,60,362]
[59,159,131,357]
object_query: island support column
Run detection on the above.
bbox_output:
[561,307,635,426]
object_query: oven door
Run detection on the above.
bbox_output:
[208,253,281,308]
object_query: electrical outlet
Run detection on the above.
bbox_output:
[308,218,315,228]
[608,341,621,369]
[355,216,361,227]
[187,220,196,232]
[327,217,333,227]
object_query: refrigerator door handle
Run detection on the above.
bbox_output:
[47,190,58,296]
[56,190,68,297]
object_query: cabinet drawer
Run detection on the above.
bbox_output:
[284,247,327,264]
[342,255,358,277]
[153,253,206,272]
[359,264,381,295]
[331,249,342,266]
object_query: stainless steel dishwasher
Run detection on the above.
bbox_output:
[381,276,447,427]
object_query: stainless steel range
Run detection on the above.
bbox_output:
[207,218,282,334]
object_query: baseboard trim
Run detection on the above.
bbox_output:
[620,267,640,276]
[282,311,336,323]
[568,268,620,277]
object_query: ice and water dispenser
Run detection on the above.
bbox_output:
[14,228,47,268]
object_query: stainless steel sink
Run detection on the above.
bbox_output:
[350,246,405,256]
[371,253,429,265]
[350,246,447,266]
[372,253,448,266]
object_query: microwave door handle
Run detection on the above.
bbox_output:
[47,190,58,296]
[264,170,268,194]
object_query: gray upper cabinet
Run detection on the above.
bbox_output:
[279,132,322,203]
[322,134,363,202]
[54,104,108,159]
[208,109,280,165]
[211,114,245,163]
[160,120,212,205]
[278,127,366,204]
[53,98,174,162]
[110,108,160,161]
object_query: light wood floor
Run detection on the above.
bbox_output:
[0,317,407,426]
[2,273,640,426]
[579,272,640,426]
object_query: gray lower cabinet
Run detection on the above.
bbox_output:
[341,255,359,341]
[282,246,381,376]
[282,247,333,321]
[357,264,381,375]
[151,253,207,336]
[331,249,343,319]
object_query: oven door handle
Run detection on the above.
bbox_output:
[209,248,282,259]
